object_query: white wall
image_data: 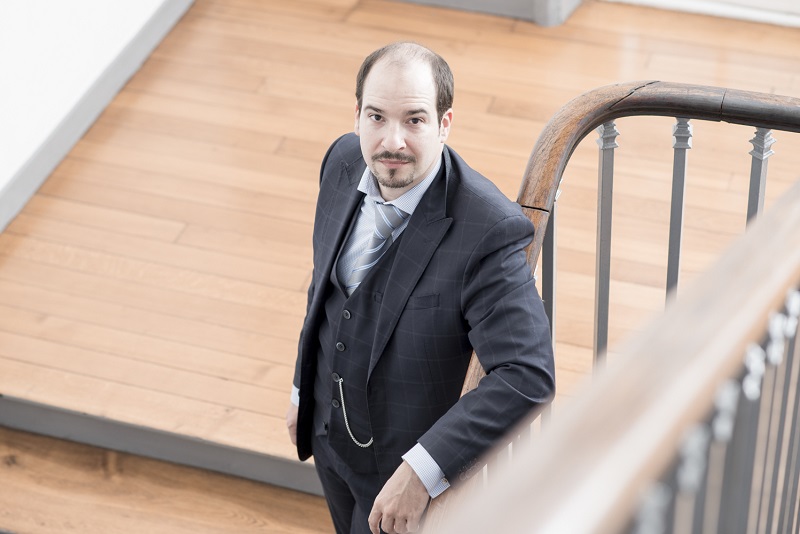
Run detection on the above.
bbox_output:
[0,0,193,231]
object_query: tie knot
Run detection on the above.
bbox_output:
[373,202,408,238]
[345,201,409,294]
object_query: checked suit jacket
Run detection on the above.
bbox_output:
[293,132,555,485]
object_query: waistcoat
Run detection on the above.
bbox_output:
[313,233,403,474]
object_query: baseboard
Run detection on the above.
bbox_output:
[395,0,584,26]
[601,0,800,27]
[0,395,324,497]
[0,0,195,233]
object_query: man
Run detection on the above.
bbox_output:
[286,42,555,534]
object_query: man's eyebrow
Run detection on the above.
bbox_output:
[406,108,429,116]
[363,105,383,113]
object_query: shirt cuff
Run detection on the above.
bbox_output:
[290,385,300,407]
[402,443,450,498]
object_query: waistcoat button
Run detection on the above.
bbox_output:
[342,309,351,319]
[331,399,340,408]
[336,342,346,351]
[332,372,340,382]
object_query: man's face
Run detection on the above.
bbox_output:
[355,58,452,201]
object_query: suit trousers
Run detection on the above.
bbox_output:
[312,432,385,534]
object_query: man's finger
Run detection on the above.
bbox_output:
[381,516,396,534]
[368,508,382,534]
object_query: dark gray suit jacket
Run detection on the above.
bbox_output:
[294,133,555,484]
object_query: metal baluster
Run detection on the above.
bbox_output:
[704,380,740,533]
[666,118,692,300]
[594,121,618,366]
[718,345,767,534]
[746,128,776,223]
[782,341,800,534]
[539,198,558,425]
[690,422,713,534]
[748,315,786,534]
[778,291,800,533]
[673,425,711,534]
[634,482,672,534]
[541,198,558,343]
[761,311,792,533]
[664,463,678,534]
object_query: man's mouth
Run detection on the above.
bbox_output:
[379,159,409,167]
[373,152,415,167]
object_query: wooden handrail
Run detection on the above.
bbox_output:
[439,172,800,534]
[518,81,800,267]
[424,82,800,532]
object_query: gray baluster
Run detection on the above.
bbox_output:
[539,196,558,425]
[760,312,791,533]
[746,128,776,223]
[703,380,740,533]
[718,345,767,534]
[666,118,692,300]
[674,425,711,534]
[778,290,800,533]
[594,121,618,365]
[541,195,558,342]
[749,313,786,532]
[634,482,672,534]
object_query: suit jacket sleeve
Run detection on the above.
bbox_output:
[417,212,555,483]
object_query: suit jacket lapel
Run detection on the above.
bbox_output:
[312,158,365,313]
[368,151,454,378]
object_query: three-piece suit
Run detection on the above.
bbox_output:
[293,132,555,495]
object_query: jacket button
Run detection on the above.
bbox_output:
[336,342,346,351]
[331,399,340,408]
[342,309,351,319]
[332,372,340,382]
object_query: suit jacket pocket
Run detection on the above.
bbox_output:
[406,293,439,310]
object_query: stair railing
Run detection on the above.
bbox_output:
[439,175,800,533]
[423,81,800,533]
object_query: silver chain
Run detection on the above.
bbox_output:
[336,377,373,448]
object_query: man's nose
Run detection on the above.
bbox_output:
[382,123,406,152]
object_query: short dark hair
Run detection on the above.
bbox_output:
[355,42,454,123]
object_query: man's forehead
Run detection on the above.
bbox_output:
[366,57,432,84]
[364,63,436,94]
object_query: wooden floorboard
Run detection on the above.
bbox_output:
[0,426,333,534]
[1,0,800,484]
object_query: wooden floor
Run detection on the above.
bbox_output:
[0,427,333,533]
[2,0,800,498]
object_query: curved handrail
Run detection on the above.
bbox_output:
[424,81,800,532]
[518,80,800,267]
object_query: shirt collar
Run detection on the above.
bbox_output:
[357,154,442,217]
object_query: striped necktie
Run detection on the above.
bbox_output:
[346,201,409,295]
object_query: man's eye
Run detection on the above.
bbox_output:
[370,114,382,122]
[409,118,423,125]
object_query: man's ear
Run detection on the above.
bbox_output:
[439,108,453,142]
[354,103,361,136]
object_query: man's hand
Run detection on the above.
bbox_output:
[368,461,429,534]
[286,404,298,445]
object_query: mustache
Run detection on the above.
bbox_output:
[372,151,416,163]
